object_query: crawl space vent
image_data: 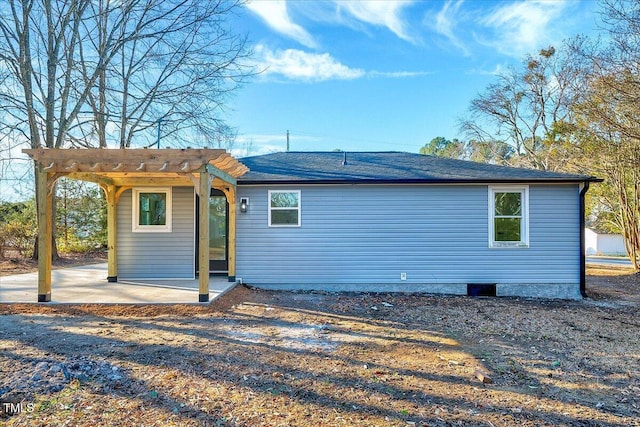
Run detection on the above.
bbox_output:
[467,283,497,297]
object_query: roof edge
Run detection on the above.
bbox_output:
[238,177,602,186]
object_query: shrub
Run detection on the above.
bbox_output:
[0,220,37,257]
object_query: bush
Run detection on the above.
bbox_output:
[57,234,105,255]
[0,220,37,257]
[1,182,108,259]
[0,226,7,258]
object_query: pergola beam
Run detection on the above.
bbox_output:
[102,177,196,187]
[205,163,237,186]
[24,148,226,163]
[66,172,115,186]
[33,161,210,174]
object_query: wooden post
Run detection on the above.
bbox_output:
[105,185,118,282]
[227,186,237,283]
[36,165,52,302]
[198,170,210,302]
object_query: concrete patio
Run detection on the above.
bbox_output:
[0,263,236,304]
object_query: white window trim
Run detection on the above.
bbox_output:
[132,187,172,233]
[488,185,529,248]
[268,190,301,227]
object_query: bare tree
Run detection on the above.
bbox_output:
[75,0,251,149]
[0,0,250,255]
[1,0,95,258]
[459,46,585,171]
[467,139,515,165]
[0,0,250,152]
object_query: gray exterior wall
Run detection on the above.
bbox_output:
[236,184,581,299]
[117,186,195,279]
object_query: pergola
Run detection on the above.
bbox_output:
[23,148,249,303]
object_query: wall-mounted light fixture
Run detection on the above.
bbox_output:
[240,197,249,213]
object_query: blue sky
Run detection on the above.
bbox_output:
[0,0,602,201]
[227,0,601,155]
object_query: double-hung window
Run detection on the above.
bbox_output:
[132,187,172,232]
[269,190,301,227]
[489,186,528,248]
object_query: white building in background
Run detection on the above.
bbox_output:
[585,228,627,256]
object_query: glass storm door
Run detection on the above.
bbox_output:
[208,189,228,272]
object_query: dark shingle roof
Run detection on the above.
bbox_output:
[238,151,599,184]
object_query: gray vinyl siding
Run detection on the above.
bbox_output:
[117,187,195,279]
[236,184,580,291]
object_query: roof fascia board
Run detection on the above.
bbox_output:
[238,178,602,186]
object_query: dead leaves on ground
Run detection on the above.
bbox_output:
[1,273,640,426]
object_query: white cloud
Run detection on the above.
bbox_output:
[369,70,434,78]
[246,1,417,47]
[254,45,431,82]
[431,0,469,55]
[479,0,568,57]
[337,0,415,42]
[466,63,508,76]
[246,0,316,48]
[255,45,365,82]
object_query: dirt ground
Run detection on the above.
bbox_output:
[1,265,639,426]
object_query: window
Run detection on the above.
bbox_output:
[132,187,172,232]
[489,186,528,248]
[269,190,300,227]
